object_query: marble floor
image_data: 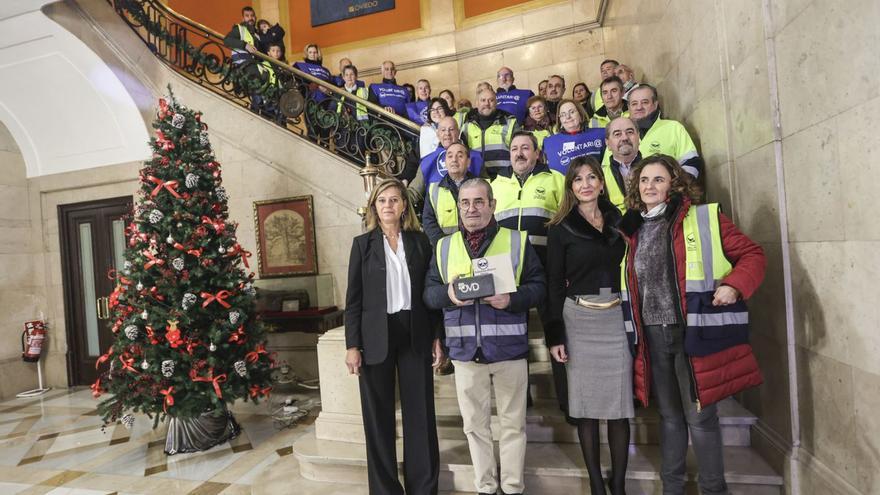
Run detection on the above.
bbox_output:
[0,386,412,495]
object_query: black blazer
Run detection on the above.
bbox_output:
[344,228,440,365]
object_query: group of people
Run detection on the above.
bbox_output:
[344,72,767,495]
[220,8,767,495]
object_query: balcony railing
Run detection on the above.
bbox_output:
[108,0,420,176]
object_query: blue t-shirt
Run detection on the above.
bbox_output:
[496,87,534,124]
[542,129,606,174]
[369,83,409,116]
[419,147,484,190]
[293,61,332,102]
[406,100,431,125]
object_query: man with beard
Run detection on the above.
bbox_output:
[224,7,259,66]
[602,117,641,212]
[461,89,520,179]
[628,84,702,178]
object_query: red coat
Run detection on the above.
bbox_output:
[620,197,766,408]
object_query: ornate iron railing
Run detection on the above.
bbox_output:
[108,0,420,175]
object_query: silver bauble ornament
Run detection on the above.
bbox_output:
[209,342,217,352]
[228,311,240,325]
[140,360,149,370]
[121,414,135,429]
[124,325,139,340]
[148,209,164,224]
[171,113,186,128]
[141,309,148,320]
[171,257,185,271]
[234,360,247,377]
[136,282,144,291]
[161,360,174,378]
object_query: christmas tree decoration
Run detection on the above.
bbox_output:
[92,90,273,455]
[121,414,135,429]
[161,360,175,378]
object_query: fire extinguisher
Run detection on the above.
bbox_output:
[21,320,46,363]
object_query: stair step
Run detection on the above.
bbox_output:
[397,396,755,446]
[293,432,783,494]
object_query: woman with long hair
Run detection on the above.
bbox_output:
[545,156,632,494]
[619,155,766,494]
[419,97,453,158]
[572,82,594,117]
[344,178,444,494]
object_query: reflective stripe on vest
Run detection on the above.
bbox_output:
[621,204,749,351]
[232,25,255,63]
[491,170,564,234]
[428,183,459,235]
[437,227,525,285]
[437,228,528,344]
[463,116,516,171]
[336,86,369,120]
[639,118,699,177]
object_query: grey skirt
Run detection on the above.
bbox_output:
[562,295,634,419]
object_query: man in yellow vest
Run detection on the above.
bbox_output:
[223,7,259,66]
[461,88,520,179]
[424,177,545,495]
[491,131,565,264]
[629,84,703,178]
[422,142,477,245]
[603,117,642,212]
[589,76,630,128]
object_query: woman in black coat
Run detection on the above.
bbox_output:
[344,178,444,495]
[545,156,632,494]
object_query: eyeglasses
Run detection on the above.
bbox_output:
[458,199,488,210]
[430,107,444,113]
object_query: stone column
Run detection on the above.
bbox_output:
[314,326,365,443]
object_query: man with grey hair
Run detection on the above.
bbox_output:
[424,176,545,495]
[495,66,534,124]
[603,116,642,212]
[628,84,703,178]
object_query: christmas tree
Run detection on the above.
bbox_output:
[92,89,274,429]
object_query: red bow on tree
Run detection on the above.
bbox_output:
[147,175,182,199]
[201,290,231,308]
[228,325,247,345]
[201,216,226,233]
[119,353,139,373]
[158,98,170,118]
[245,343,268,363]
[249,385,272,398]
[160,386,175,413]
[155,131,175,151]
[191,368,227,399]
[91,378,103,398]
[96,346,114,369]
[226,243,252,269]
[143,249,165,270]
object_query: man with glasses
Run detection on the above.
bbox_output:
[495,66,534,125]
[409,116,485,204]
[424,177,545,495]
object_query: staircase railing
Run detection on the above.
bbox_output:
[107,0,420,177]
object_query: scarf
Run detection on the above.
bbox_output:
[463,218,497,254]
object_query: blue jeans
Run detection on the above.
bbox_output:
[645,324,728,495]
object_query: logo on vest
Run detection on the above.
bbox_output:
[686,232,698,251]
[436,150,449,177]
[534,186,547,200]
[476,258,489,270]
[650,141,661,151]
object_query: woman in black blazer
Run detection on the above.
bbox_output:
[344,178,443,495]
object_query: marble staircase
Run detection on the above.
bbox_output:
[291,328,784,493]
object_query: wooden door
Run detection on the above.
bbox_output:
[59,196,132,386]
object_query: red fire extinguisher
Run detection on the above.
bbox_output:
[21,320,46,362]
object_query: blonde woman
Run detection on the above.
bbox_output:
[344,178,444,494]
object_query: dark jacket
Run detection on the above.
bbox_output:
[255,23,286,59]
[545,200,625,346]
[344,229,441,365]
[619,196,766,408]
[423,223,546,363]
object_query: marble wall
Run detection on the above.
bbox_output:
[603,0,879,493]
[0,123,49,400]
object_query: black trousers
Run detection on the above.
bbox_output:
[358,311,440,495]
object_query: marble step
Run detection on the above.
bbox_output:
[293,432,783,494]
[398,396,755,447]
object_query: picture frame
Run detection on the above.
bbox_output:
[253,196,318,278]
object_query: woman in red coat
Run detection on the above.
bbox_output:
[618,154,766,495]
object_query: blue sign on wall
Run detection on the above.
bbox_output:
[310,0,396,27]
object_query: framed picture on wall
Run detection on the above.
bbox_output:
[253,196,318,278]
